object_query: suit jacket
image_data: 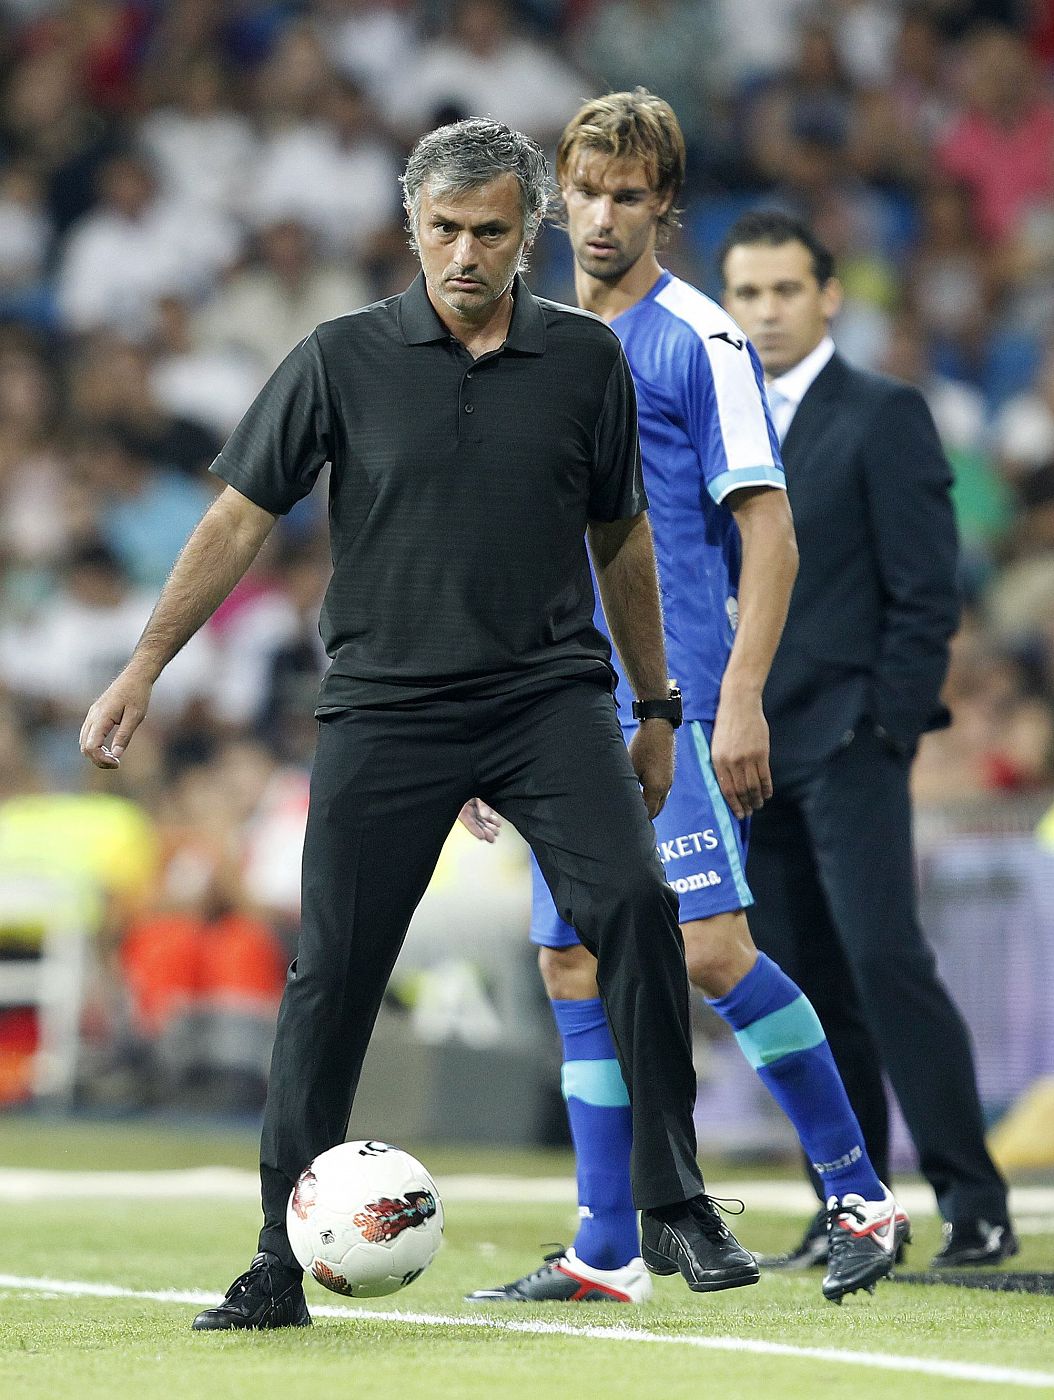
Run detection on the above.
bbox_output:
[764,352,959,778]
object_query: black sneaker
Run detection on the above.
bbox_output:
[465,1246,653,1304]
[931,1220,1020,1268]
[822,1187,908,1304]
[192,1252,312,1331]
[641,1195,760,1293]
[754,1207,829,1271]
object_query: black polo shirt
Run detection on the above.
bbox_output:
[210,273,647,710]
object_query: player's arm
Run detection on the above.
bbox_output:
[689,328,795,818]
[80,486,277,768]
[712,486,798,819]
[588,511,674,818]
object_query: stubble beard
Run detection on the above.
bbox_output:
[434,256,520,323]
[574,238,639,284]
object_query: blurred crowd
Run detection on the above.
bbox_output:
[0,0,1053,1098]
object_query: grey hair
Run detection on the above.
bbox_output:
[401,118,551,265]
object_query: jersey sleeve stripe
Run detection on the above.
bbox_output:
[708,465,787,505]
[654,280,780,481]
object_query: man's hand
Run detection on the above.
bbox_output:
[628,720,675,818]
[710,686,772,819]
[80,668,154,769]
[458,798,503,843]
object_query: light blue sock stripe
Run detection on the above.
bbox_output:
[734,995,827,1070]
[688,721,753,907]
[562,1058,630,1108]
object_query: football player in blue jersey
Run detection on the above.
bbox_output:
[466,90,908,1307]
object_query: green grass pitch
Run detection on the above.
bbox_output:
[0,1118,1051,1400]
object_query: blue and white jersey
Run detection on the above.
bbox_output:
[600,270,785,723]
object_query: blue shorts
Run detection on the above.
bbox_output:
[530,719,753,947]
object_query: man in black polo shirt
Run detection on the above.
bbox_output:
[80,120,760,1328]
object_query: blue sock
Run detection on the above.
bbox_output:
[550,998,639,1270]
[708,954,884,1201]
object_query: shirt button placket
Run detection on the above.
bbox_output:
[462,369,475,425]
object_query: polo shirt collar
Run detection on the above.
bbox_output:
[397,272,545,354]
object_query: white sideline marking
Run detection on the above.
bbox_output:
[0,1169,1052,1221]
[0,1273,1051,1390]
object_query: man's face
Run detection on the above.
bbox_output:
[561,150,670,283]
[722,241,841,377]
[413,173,526,323]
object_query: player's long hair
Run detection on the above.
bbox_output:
[554,88,686,244]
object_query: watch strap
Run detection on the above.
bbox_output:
[632,686,683,729]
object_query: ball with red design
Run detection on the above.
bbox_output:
[286,1140,444,1297]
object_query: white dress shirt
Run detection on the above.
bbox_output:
[765,335,836,443]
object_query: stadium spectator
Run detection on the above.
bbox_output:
[907,180,992,375]
[119,756,287,1109]
[861,4,958,186]
[880,309,1012,570]
[213,738,312,939]
[936,26,1054,246]
[249,20,335,130]
[711,0,815,91]
[993,344,1054,485]
[206,542,328,734]
[251,548,330,764]
[573,0,716,150]
[249,75,400,258]
[808,193,897,370]
[0,164,53,304]
[0,742,160,1003]
[914,619,1054,803]
[138,54,259,219]
[829,0,903,91]
[0,538,215,728]
[746,19,857,189]
[149,294,263,439]
[67,333,223,476]
[313,0,422,105]
[389,0,586,144]
[2,43,120,237]
[47,0,151,116]
[986,462,1054,653]
[0,339,83,586]
[194,217,371,378]
[67,426,214,588]
[56,150,242,336]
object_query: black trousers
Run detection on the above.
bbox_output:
[258,680,703,1264]
[746,722,1010,1227]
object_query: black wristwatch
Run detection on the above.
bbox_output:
[632,685,683,729]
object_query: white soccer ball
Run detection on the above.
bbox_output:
[286,1140,444,1298]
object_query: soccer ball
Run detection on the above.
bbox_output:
[286,1140,444,1297]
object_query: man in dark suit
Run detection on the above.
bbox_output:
[720,211,1016,1269]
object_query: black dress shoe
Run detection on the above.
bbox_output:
[931,1220,1020,1268]
[641,1195,760,1293]
[192,1252,312,1331]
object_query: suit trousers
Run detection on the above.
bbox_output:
[746,722,1009,1227]
[258,679,703,1264]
